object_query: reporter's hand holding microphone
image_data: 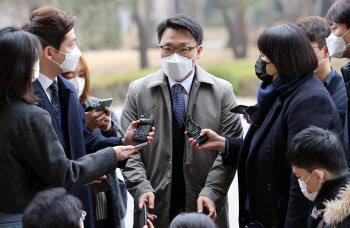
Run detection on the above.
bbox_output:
[187,128,225,222]
[117,120,156,161]
[187,129,226,152]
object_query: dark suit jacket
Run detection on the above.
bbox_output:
[326,69,347,127]
[341,62,350,164]
[223,74,343,228]
[32,75,123,228]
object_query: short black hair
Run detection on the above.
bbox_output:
[257,24,318,78]
[22,6,76,50]
[0,27,41,105]
[297,16,331,48]
[326,0,350,29]
[22,188,83,228]
[157,14,203,45]
[169,213,216,228]
[286,126,348,175]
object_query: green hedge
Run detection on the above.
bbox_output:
[91,68,157,87]
[91,59,258,96]
[204,59,257,95]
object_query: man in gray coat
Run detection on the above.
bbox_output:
[119,14,243,228]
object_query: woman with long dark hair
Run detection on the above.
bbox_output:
[0,27,140,228]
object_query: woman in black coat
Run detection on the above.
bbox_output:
[189,24,343,228]
[0,27,141,227]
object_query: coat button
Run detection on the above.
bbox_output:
[267,184,272,191]
[266,145,272,153]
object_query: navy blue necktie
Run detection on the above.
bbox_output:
[172,84,186,127]
[49,81,60,123]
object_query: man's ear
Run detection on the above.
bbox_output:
[42,46,54,61]
[324,45,330,58]
[196,45,203,60]
[314,169,325,183]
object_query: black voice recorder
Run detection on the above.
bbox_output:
[185,117,208,145]
[133,105,155,142]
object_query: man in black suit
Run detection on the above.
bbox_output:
[23,6,153,228]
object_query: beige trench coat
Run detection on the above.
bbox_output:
[119,65,243,228]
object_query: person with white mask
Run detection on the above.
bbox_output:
[62,55,127,228]
[287,126,350,228]
[61,55,117,133]
[22,7,155,228]
[119,14,243,228]
[297,16,348,127]
[326,0,350,166]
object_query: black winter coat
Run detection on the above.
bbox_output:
[224,74,343,228]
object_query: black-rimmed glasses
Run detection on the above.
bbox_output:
[160,45,198,56]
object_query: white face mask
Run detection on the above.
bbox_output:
[298,170,324,201]
[32,60,40,82]
[314,46,327,73]
[51,46,82,73]
[161,51,197,81]
[326,29,350,59]
[69,77,85,98]
[317,46,327,65]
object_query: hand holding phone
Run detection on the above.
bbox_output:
[85,98,113,112]
[230,105,248,114]
[89,178,112,193]
[134,142,149,149]
[139,204,147,228]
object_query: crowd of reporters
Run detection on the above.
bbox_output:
[3,0,350,228]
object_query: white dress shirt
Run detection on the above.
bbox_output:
[37,73,58,102]
[168,69,195,112]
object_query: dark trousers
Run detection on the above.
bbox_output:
[94,218,112,228]
[170,123,186,221]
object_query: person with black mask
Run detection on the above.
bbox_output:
[189,24,343,228]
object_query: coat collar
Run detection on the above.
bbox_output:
[147,65,215,89]
[279,73,314,99]
[323,174,350,226]
[314,172,350,210]
[246,73,314,160]
[57,74,75,96]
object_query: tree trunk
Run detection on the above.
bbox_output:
[133,8,149,69]
[214,0,247,58]
[133,0,156,69]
